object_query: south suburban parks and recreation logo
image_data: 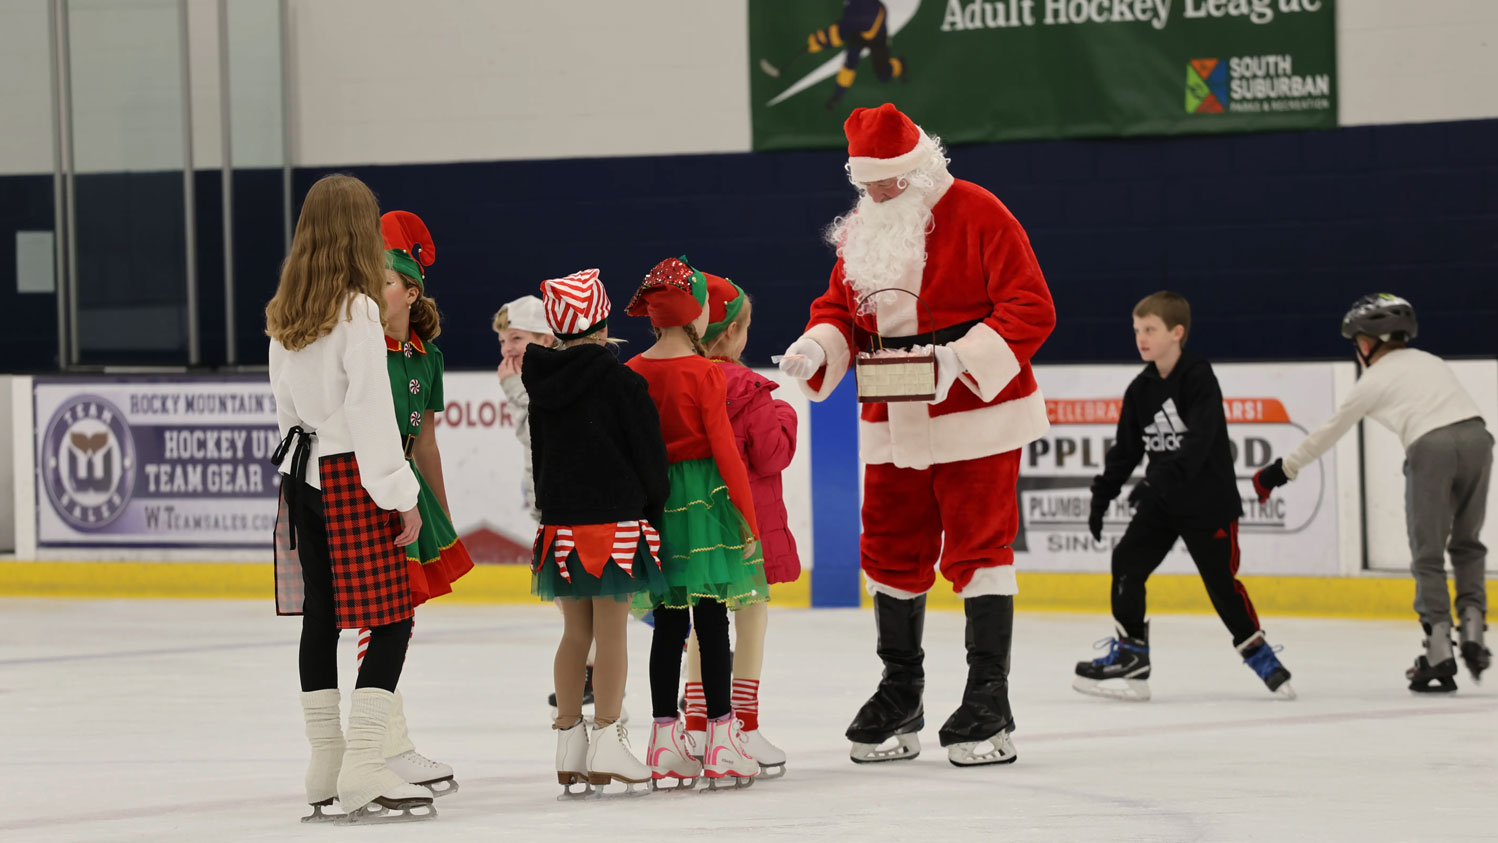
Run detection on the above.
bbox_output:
[41,394,136,529]
[1187,55,1331,114]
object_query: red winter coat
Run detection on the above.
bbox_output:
[716,360,801,585]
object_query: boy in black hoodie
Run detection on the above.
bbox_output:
[1073,292,1294,702]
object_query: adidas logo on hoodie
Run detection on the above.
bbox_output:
[1142,398,1187,452]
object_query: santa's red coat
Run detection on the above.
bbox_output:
[799,175,1056,471]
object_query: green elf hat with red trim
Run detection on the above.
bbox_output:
[703,272,746,345]
[381,210,435,288]
[626,255,709,328]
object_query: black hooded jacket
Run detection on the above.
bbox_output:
[522,342,670,529]
[1093,351,1244,529]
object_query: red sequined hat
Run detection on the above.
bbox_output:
[626,256,709,328]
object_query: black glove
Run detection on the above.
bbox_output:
[1127,479,1156,509]
[1088,496,1108,542]
[1253,458,1288,504]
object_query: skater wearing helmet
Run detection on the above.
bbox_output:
[1255,294,1492,692]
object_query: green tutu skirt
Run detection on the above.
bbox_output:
[402,461,473,606]
[532,523,668,602]
[640,458,769,611]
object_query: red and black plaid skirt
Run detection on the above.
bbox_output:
[274,451,412,629]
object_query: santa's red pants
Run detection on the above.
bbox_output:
[860,449,1021,594]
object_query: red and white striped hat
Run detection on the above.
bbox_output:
[540,268,611,340]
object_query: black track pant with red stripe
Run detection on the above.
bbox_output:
[1111,505,1261,646]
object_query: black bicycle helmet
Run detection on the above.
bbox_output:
[1341,293,1418,342]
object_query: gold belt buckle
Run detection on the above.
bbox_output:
[403,433,417,459]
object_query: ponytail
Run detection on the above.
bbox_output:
[409,293,442,341]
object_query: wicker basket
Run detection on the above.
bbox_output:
[853,288,937,404]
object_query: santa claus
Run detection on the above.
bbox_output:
[778,104,1054,767]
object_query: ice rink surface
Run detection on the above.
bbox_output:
[2,598,1494,842]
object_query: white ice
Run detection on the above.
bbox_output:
[2,599,1494,842]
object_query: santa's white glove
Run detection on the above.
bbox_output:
[931,344,965,404]
[778,336,827,381]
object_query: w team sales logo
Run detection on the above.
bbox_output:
[41,395,136,529]
[1188,55,1331,114]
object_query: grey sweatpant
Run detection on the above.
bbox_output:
[1405,417,1493,628]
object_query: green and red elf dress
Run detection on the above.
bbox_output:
[382,210,473,606]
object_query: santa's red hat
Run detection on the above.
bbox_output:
[844,103,930,183]
[540,269,610,340]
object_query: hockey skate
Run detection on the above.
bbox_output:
[742,729,786,778]
[1238,631,1296,699]
[847,593,926,764]
[1073,623,1151,702]
[385,691,457,797]
[555,719,591,798]
[337,689,436,824]
[299,689,345,823]
[1407,622,1459,693]
[940,595,1019,768]
[702,715,757,791]
[646,718,702,791]
[586,721,651,797]
[1458,607,1490,683]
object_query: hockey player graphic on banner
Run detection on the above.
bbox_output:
[779,104,1054,767]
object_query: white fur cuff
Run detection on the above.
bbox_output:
[950,322,1022,403]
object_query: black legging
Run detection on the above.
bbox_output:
[651,601,731,721]
[290,479,412,692]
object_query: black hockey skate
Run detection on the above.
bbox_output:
[1238,631,1296,699]
[846,593,925,764]
[1408,622,1458,693]
[1459,608,1490,683]
[1073,623,1151,701]
[940,595,1018,767]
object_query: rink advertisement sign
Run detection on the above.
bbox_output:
[1020,362,1339,575]
[33,378,279,547]
[749,0,1336,150]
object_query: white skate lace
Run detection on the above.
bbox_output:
[396,750,442,770]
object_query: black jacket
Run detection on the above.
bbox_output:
[1093,351,1243,529]
[523,343,670,530]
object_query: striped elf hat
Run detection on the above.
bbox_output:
[540,268,611,340]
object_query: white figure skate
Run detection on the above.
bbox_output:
[702,716,756,791]
[337,689,436,824]
[555,719,591,798]
[586,721,651,797]
[741,729,785,778]
[646,718,702,791]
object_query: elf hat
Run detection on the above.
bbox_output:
[540,269,610,340]
[626,256,709,328]
[381,210,435,288]
[703,273,747,345]
[844,103,932,183]
[499,295,551,336]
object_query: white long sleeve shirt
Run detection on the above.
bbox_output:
[1284,348,1484,478]
[499,372,539,521]
[268,293,420,512]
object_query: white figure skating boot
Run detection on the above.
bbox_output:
[646,718,702,791]
[555,718,590,798]
[741,729,785,778]
[383,690,457,797]
[586,720,650,796]
[702,715,757,791]
[337,688,436,823]
[299,689,344,823]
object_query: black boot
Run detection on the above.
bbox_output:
[846,593,926,763]
[939,595,1017,766]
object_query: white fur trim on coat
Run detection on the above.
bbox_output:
[797,322,854,402]
[949,322,1021,402]
[860,389,1050,469]
[959,565,1018,597]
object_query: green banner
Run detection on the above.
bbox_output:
[749,0,1336,151]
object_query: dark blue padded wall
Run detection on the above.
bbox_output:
[0,118,1493,371]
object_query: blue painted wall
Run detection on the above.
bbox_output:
[1,118,1494,372]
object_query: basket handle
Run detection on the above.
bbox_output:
[855,287,938,352]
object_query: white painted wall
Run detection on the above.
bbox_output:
[1,0,1496,173]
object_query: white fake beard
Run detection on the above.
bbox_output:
[828,188,933,314]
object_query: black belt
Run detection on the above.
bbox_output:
[271,425,315,549]
[873,318,983,352]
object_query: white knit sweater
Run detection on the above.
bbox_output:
[268,293,419,512]
[1284,348,1484,478]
